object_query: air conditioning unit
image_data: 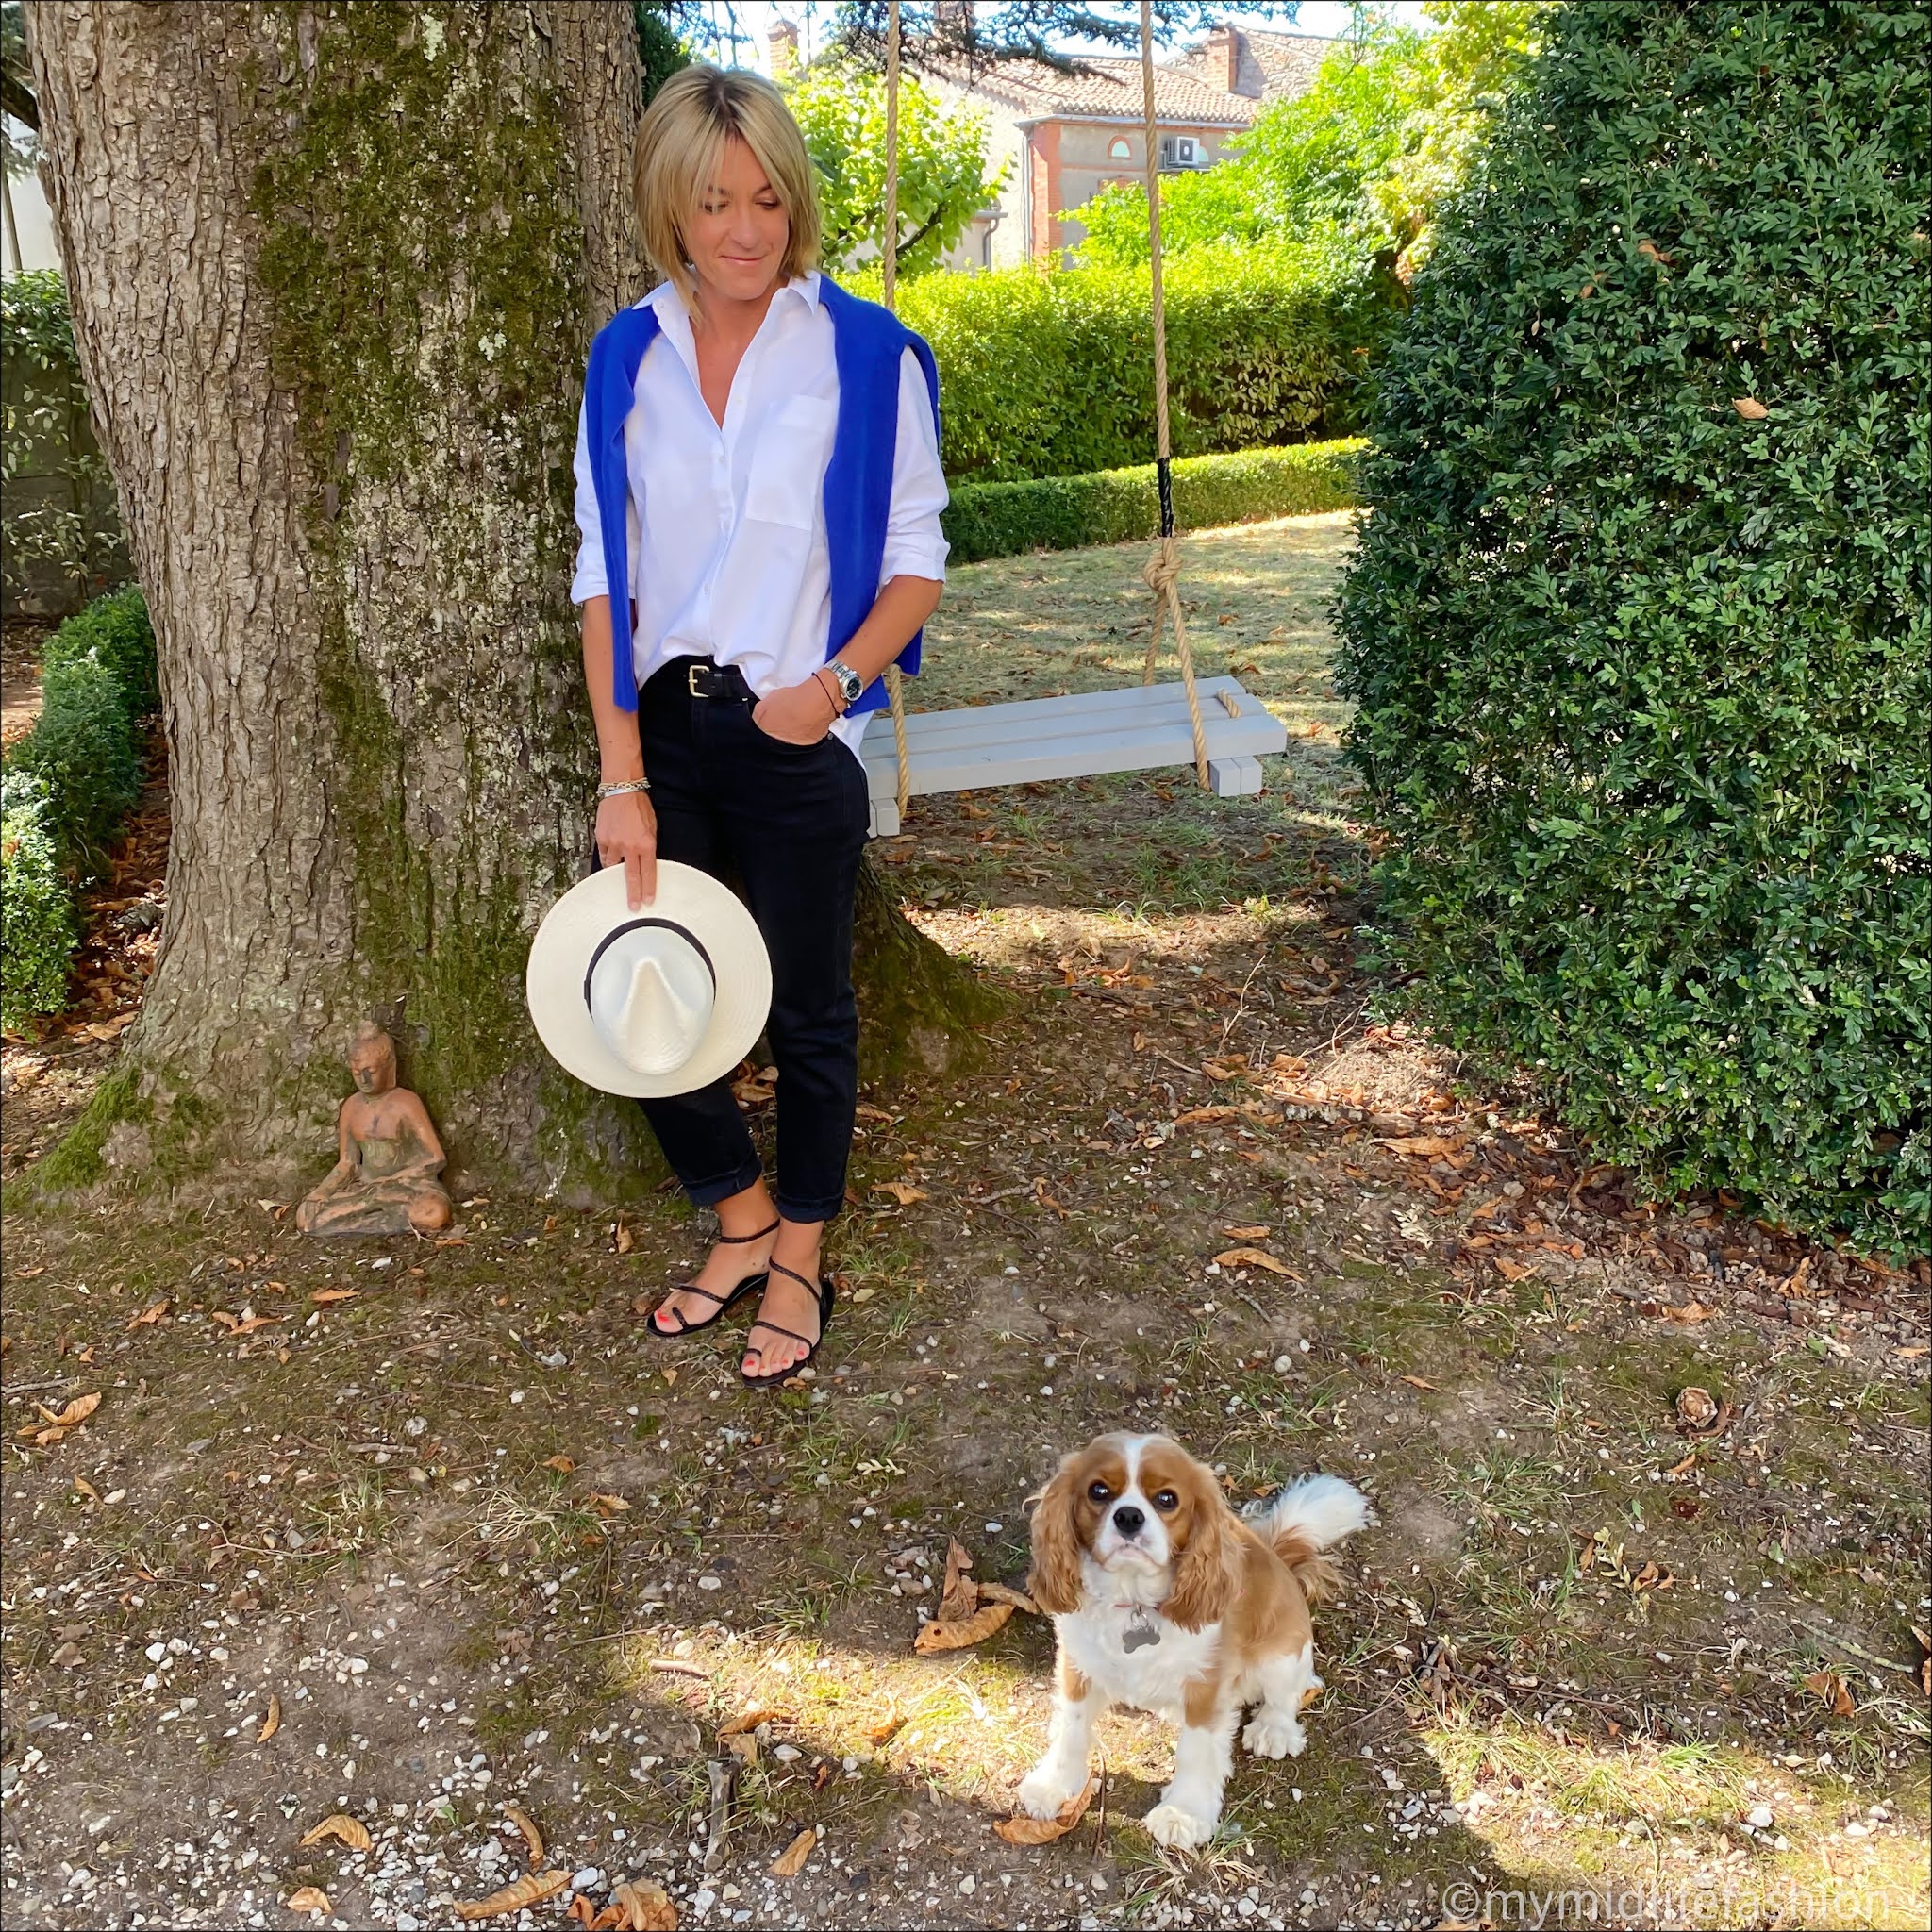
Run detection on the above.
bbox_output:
[1159,135,1199,168]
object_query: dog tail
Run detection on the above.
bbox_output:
[1245,1474,1374,1602]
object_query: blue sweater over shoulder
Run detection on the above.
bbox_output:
[581,275,941,716]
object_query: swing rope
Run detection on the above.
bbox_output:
[872,0,1208,818]
[879,0,913,825]
[1134,0,1208,786]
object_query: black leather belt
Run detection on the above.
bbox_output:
[669,657,751,701]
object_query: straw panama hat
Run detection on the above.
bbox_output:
[525,862,773,1098]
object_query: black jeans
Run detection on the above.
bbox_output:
[627,656,870,1223]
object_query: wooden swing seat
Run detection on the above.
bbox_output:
[861,675,1286,838]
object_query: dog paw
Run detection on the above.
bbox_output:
[1241,1711,1307,1760]
[1144,1801,1217,1850]
[1017,1767,1084,1820]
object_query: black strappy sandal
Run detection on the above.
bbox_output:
[739,1258,835,1388]
[648,1219,778,1339]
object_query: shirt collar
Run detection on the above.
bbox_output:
[643,270,819,325]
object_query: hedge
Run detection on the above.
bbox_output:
[0,773,76,1035]
[874,247,1373,483]
[1336,1,1930,1255]
[0,584,159,1026]
[942,439,1362,564]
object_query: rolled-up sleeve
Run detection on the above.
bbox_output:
[881,343,949,585]
[569,395,608,606]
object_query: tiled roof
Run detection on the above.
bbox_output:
[920,48,1257,126]
[1168,26,1341,103]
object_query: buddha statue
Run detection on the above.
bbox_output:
[296,1022,453,1237]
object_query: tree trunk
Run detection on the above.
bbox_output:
[26,2,991,1193]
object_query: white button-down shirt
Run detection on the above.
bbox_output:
[570,272,949,759]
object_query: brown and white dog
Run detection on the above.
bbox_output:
[1018,1432,1372,1849]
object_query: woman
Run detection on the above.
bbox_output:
[570,64,946,1386]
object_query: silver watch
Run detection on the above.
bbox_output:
[825,658,863,708]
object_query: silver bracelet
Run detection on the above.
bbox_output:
[597,776,651,799]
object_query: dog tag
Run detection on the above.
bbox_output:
[1122,1619,1160,1653]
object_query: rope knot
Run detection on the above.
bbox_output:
[1141,535,1182,599]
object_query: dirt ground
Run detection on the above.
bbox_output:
[3,513,1927,1932]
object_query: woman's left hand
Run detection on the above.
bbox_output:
[752,675,840,746]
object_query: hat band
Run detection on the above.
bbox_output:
[581,917,718,1010]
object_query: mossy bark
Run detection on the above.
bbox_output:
[25,2,993,1193]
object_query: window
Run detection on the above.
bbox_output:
[1108,136,1132,161]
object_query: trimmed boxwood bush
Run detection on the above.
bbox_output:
[877,248,1372,483]
[1,771,77,1032]
[1337,2,1930,1253]
[943,439,1363,564]
[1,584,158,1025]
[41,583,159,717]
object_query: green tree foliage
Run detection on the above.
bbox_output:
[1336,1,1930,1254]
[632,2,691,104]
[786,60,1006,278]
[1078,2,1541,287]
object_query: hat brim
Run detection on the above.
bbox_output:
[526,862,773,1098]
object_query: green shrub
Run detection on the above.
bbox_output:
[7,651,141,863]
[944,439,1363,564]
[1,268,127,609]
[1337,2,1930,1254]
[874,249,1368,483]
[41,583,158,716]
[0,771,77,1031]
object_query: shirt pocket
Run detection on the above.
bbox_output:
[743,395,837,531]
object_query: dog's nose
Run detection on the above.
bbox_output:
[1112,1504,1145,1538]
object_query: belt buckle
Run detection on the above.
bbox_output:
[687,663,706,697]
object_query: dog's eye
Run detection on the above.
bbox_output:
[1153,1490,1179,1511]
[1087,1480,1113,1504]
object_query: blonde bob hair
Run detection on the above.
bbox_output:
[632,65,823,312]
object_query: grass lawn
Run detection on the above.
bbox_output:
[2,514,1926,1930]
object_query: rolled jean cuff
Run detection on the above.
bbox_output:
[775,1189,847,1224]
[684,1158,766,1209]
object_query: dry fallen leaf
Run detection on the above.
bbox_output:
[614,1223,635,1256]
[1661,1300,1716,1324]
[125,1298,170,1329]
[1732,396,1769,419]
[609,1878,678,1931]
[913,1600,1013,1654]
[1223,1224,1270,1240]
[19,1390,101,1445]
[499,1801,544,1867]
[211,1311,280,1336]
[1802,1668,1856,1719]
[770,1826,818,1877]
[72,1474,101,1505]
[298,1813,372,1852]
[286,1887,332,1916]
[872,1179,926,1206]
[586,1491,630,1515]
[976,1580,1040,1614]
[1211,1247,1302,1280]
[542,1455,576,1474]
[257,1693,281,1743]
[994,1776,1096,1844]
[311,1288,358,1306]
[566,1897,606,1930]
[939,1538,978,1621]
[867,1711,905,1746]
[1674,1386,1722,1431]
[454,1869,569,1921]
[1399,1375,1438,1391]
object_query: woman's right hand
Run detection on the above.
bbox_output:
[596,788,658,909]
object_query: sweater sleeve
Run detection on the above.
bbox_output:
[880,343,949,585]
[568,393,642,609]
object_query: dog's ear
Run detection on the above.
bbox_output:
[1025,1457,1086,1615]
[1163,1463,1245,1632]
